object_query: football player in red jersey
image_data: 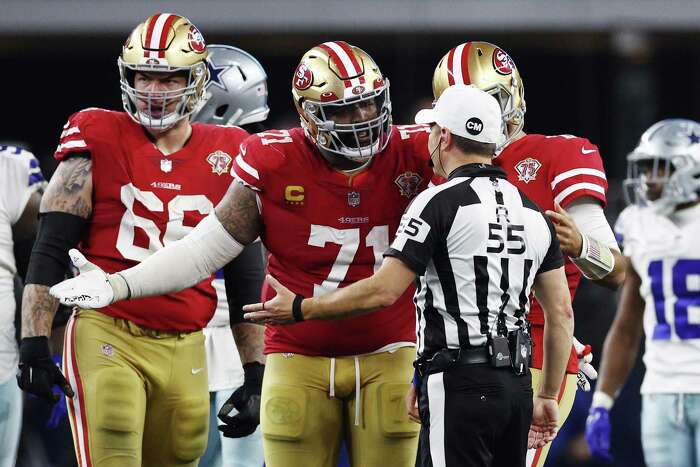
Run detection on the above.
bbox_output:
[17,14,265,467]
[50,41,435,467]
[431,42,626,467]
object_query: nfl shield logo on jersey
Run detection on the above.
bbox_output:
[515,158,541,183]
[394,171,423,198]
[347,191,361,207]
[160,159,173,173]
[206,150,233,175]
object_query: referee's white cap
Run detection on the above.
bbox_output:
[415,84,505,146]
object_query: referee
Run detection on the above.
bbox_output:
[244,85,575,467]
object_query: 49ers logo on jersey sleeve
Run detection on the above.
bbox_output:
[515,157,542,183]
[206,150,232,175]
[493,48,515,75]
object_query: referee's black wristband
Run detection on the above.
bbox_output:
[292,294,305,322]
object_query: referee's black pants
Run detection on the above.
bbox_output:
[416,363,533,467]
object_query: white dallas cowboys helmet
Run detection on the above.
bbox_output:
[624,118,700,215]
[192,44,269,126]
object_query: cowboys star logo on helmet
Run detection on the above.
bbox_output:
[291,41,392,166]
[192,45,270,127]
[118,13,210,131]
[432,41,525,145]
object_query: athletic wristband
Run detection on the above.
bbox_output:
[591,391,614,410]
[572,233,615,280]
[292,295,305,322]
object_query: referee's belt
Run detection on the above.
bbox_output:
[414,346,489,377]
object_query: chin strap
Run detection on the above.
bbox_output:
[571,234,615,280]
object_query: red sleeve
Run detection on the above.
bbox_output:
[231,130,291,192]
[548,136,608,207]
[53,108,99,161]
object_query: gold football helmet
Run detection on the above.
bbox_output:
[433,42,525,144]
[291,41,391,164]
[118,13,209,131]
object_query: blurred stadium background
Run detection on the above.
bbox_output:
[5,1,700,465]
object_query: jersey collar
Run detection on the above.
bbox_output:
[448,163,507,180]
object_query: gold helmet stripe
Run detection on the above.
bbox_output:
[447,42,472,87]
[318,41,366,88]
[143,13,177,58]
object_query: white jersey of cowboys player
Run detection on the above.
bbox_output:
[0,145,45,382]
[615,202,700,394]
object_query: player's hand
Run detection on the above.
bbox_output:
[544,203,584,258]
[243,275,296,325]
[405,384,420,424]
[49,249,116,308]
[218,362,264,438]
[17,336,74,404]
[528,395,559,449]
[573,337,598,391]
[585,406,613,461]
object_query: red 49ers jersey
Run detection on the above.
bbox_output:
[55,108,247,332]
[232,125,433,356]
[496,133,608,372]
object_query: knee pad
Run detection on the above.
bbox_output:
[93,367,144,449]
[377,383,420,438]
[261,384,307,441]
[170,397,209,462]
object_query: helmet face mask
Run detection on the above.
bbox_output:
[292,41,392,166]
[623,119,700,214]
[119,63,207,131]
[118,13,210,132]
[301,84,391,163]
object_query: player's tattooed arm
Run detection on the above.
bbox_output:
[40,156,93,217]
[22,155,93,338]
[215,181,263,245]
[231,322,266,365]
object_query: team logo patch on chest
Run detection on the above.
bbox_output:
[206,150,233,175]
[394,171,423,198]
[347,191,361,207]
[514,157,542,183]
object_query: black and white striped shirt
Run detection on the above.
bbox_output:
[385,163,563,357]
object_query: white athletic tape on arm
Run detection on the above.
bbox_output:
[567,201,618,280]
[119,213,244,299]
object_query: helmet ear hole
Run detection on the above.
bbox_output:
[215,104,229,118]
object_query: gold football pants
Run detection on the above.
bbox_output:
[62,309,209,467]
[527,369,578,467]
[261,347,420,467]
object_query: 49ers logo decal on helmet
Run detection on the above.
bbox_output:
[294,63,314,90]
[187,25,206,53]
[492,48,515,75]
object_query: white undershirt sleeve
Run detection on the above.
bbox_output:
[117,213,244,299]
[567,201,620,251]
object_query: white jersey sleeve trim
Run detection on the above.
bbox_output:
[550,168,606,190]
[56,140,87,152]
[235,154,260,180]
[553,182,605,205]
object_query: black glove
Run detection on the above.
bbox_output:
[17,336,74,403]
[218,362,264,438]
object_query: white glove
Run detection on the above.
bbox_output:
[49,249,128,309]
[573,337,598,392]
